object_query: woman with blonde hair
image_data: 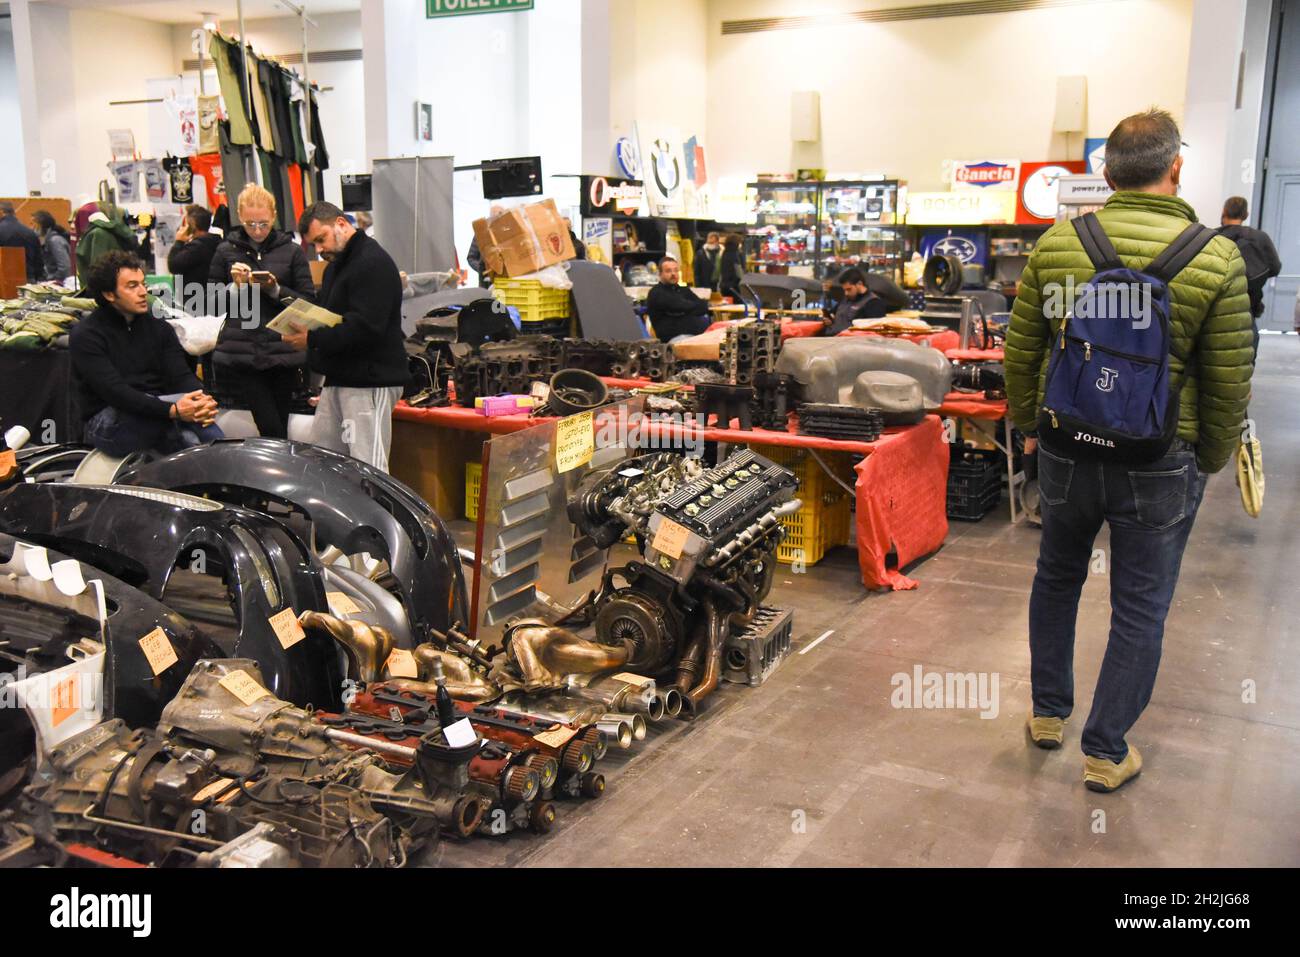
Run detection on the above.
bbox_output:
[208,183,315,438]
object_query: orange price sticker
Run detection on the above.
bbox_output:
[218,669,270,706]
[138,627,178,676]
[386,647,418,678]
[269,608,306,649]
[326,591,361,616]
[50,677,80,727]
[533,726,577,748]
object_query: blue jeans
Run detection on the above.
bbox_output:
[83,393,224,458]
[1029,438,1208,762]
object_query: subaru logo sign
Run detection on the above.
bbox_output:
[934,236,977,262]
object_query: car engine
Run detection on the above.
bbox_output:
[567,448,800,712]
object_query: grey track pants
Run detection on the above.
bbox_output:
[309,385,402,472]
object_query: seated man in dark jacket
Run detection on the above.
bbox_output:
[166,204,222,291]
[70,251,222,457]
[824,267,889,335]
[286,202,407,472]
[645,257,711,341]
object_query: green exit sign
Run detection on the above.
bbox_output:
[426,0,534,18]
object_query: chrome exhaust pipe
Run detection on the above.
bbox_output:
[658,688,683,718]
[603,712,646,741]
[594,717,633,749]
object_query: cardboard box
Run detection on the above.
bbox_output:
[472,199,576,278]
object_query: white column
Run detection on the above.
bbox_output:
[9,0,82,200]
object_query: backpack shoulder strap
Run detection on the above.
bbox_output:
[1071,212,1124,272]
[1146,223,1216,283]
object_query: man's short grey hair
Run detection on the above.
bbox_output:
[1104,109,1182,190]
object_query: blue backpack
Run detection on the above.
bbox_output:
[1038,213,1215,463]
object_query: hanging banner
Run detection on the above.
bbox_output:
[918,228,988,267]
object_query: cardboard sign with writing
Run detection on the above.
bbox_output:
[386,648,418,679]
[269,608,306,649]
[555,411,595,473]
[138,627,178,676]
[218,669,271,706]
[651,517,690,560]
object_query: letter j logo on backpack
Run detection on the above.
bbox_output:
[1096,367,1118,393]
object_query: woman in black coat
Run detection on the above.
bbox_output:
[208,184,315,438]
[718,233,746,302]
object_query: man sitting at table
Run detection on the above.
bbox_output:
[70,250,223,457]
[823,267,889,335]
[645,257,711,342]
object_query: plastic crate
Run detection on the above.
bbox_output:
[946,446,1003,521]
[749,443,857,566]
[465,461,482,522]
[492,278,572,325]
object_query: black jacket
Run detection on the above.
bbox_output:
[826,292,888,336]
[718,248,744,299]
[70,305,202,423]
[308,230,409,387]
[167,232,221,287]
[646,282,711,341]
[695,246,721,289]
[1216,224,1283,319]
[0,214,44,283]
[209,227,315,370]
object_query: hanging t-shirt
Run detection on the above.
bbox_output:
[164,157,195,204]
[197,95,221,155]
[141,160,168,202]
[111,161,140,203]
[189,152,226,209]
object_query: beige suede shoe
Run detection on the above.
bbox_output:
[1083,745,1143,792]
[1027,715,1066,749]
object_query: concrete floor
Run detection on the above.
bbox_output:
[429,334,1300,868]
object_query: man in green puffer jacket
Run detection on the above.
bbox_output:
[1007,109,1254,794]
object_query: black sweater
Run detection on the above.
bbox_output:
[70,305,202,422]
[646,282,711,341]
[0,214,44,283]
[167,232,222,287]
[307,231,409,387]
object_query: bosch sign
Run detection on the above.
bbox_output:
[952,159,1020,191]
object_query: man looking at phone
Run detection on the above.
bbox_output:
[71,250,223,456]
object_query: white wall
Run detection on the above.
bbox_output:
[705,0,1196,189]
[362,0,585,273]
[168,11,364,206]
[609,0,710,149]
[0,19,26,195]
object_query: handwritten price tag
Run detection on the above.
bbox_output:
[612,672,653,689]
[269,608,305,649]
[326,591,361,616]
[533,726,577,748]
[651,517,690,560]
[386,647,418,678]
[50,677,79,727]
[555,411,595,474]
[218,669,270,706]
[138,627,178,676]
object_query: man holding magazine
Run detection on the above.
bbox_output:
[283,202,409,473]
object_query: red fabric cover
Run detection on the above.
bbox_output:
[852,416,949,591]
[836,328,962,352]
[937,393,1009,421]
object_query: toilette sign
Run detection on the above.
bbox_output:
[426,0,533,18]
